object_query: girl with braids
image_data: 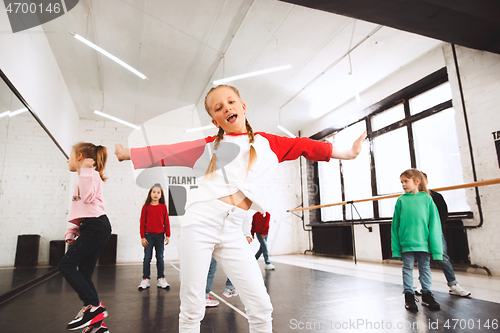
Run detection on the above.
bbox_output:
[59,142,111,332]
[115,85,366,333]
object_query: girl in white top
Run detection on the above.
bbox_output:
[115,85,366,333]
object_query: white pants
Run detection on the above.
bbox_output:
[178,200,273,333]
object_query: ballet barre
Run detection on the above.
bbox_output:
[288,178,500,213]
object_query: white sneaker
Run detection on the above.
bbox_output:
[222,288,239,298]
[449,284,471,297]
[138,278,150,290]
[157,277,170,289]
[265,263,275,270]
[205,297,219,307]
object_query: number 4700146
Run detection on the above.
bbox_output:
[5,2,61,14]
[444,319,498,330]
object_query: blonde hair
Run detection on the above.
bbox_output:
[73,142,108,181]
[400,169,429,194]
[203,85,257,178]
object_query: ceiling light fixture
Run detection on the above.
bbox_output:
[0,111,10,118]
[70,31,148,80]
[185,124,217,133]
[277,125,296,138]
[94,110,141,130]
[213,65,291,85]
[9,108,28,117]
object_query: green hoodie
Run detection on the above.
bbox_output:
[391,191,443,260]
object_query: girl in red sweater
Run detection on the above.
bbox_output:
[138,183,171,290]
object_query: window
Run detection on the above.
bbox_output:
[412,107,469,212]
[409,82,452,115]
[315,68,471,222]
[372,127,412,217]
[371,104,405,131]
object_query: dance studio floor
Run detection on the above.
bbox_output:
[1,254,500,332]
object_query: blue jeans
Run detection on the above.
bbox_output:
[58,215,111,306]
[437,234,457,286]
[255,233,271,265]
[205,257,235,298]
[401,251,432,294]
[143,233,165,279]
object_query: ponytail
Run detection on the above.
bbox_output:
[73,142,108,181]
[95,145,108,182]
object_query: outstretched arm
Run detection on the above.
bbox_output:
[115,144,131,161]
[331,131,367,160]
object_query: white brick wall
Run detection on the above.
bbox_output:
[0,114,69,266]
[443,45,500,275]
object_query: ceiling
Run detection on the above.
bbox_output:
[283,0,500,55]
[41,0,447,137]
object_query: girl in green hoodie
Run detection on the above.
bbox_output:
[391,169,443,312]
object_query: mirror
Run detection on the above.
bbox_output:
[0,70,69,299]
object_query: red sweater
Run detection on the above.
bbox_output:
[140,203,171,239]
[251,212,270,237]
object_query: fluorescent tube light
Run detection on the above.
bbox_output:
[9,108,28,117]
[185,124,217,133]
[277,125,296,138]
[0,111,10,118]
[94,110,141,130]
[213,65,291,85]
[71,32,148,80]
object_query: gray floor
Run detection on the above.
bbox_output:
[1,257,500,332]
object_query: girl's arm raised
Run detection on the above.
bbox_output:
[115,139,209,169]
[331,131,367,160]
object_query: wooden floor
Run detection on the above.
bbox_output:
[1,254,500,332]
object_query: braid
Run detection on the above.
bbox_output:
[246,119,257,172]
[204,127,225,178]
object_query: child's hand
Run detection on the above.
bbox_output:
[331,131,367,160]
[115,144,131,161]
[351,131,367,157]
[82,158,95,168]
[165,237,170,245]
[141,238,149,248]
[66,239,74,246]
[246,236,252,244]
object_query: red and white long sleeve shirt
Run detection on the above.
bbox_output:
[130,132,332,213]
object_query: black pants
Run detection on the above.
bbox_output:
[58,215,111,306]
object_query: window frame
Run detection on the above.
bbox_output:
[311,67,473,224]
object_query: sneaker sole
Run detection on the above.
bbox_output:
[157,285,170,289]
[449,290,471,297]
[405,305,418,312]
[68,311,108,331]
[138,286,150,290]
[421,302,440,309]
[206,303,219,307]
